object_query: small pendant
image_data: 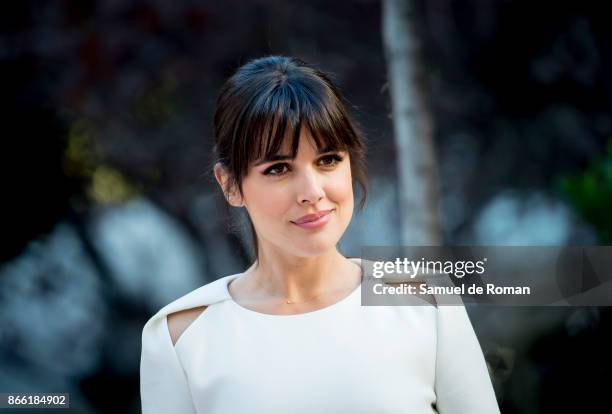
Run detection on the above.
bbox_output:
[286,299,293,304]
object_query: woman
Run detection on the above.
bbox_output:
[140,56,500,413]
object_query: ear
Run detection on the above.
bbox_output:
[213,163,244,207]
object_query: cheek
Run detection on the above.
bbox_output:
[260,190,290,217]
[243,182,290,222]
[329,166,354,203]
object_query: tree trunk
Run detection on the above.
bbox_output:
[382,0,442,245]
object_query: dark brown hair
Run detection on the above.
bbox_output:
[213,55,367,259]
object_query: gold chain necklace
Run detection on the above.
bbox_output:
[283,287,350,305]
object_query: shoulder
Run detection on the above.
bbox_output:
[141,274,238,347]
[167,306,207,346]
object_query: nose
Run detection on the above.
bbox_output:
[296,168,325,205]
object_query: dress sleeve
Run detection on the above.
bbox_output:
[433,303,500,413]
[140,314,197,414]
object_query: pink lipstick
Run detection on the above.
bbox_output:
[291,209,334,230]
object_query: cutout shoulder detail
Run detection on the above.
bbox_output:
[167,306,207,346]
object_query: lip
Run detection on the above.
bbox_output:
[291,209,334,229]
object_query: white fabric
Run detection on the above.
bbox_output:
[140,259,500,413]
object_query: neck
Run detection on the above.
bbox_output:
[243,247,358,302]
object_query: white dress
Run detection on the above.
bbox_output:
[140,259,500,413]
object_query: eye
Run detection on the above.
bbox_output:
[262,163,290,176]
[318,154,344,168]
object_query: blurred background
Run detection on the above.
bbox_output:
[1,0,611,412]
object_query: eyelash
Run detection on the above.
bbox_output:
[262,154,344,176]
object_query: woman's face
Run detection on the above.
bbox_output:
[230,128,354,258]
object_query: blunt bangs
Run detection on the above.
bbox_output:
[229,64,361,181]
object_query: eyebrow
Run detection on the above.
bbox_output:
[253,146,339,166]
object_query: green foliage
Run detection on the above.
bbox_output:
[63,118,140,205]
[558,140,612,243]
